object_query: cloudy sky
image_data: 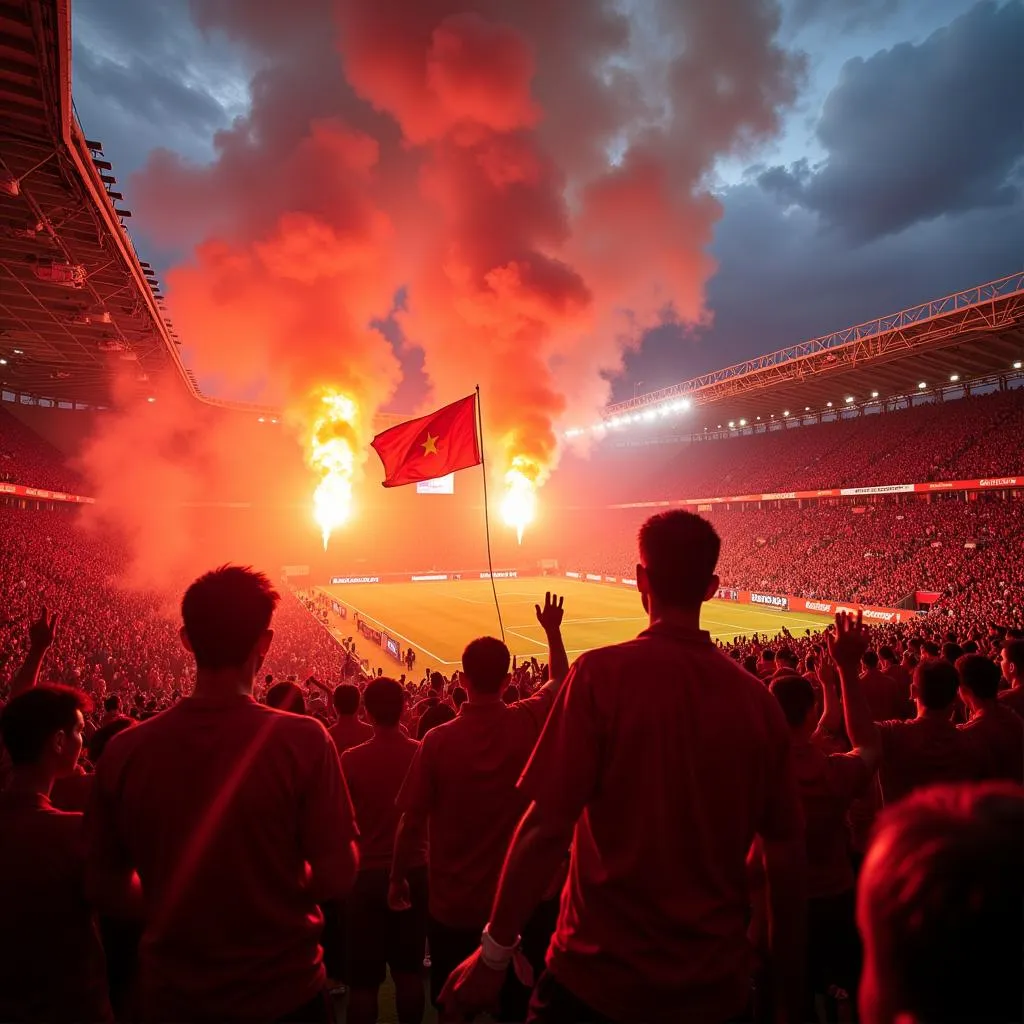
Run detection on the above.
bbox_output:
[72,0,1024,405]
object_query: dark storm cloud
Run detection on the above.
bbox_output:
[616,181,1024,396]
[760,0,1024,242]
[75,47,227,137]
[72,0,243,177]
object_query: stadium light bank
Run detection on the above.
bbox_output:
[563,398,692,439]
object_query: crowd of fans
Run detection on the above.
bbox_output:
[0,391,1023,1023]
[569,496,1024,620]
[1,510,1021,1024]
[630,389,1024,499]
[0,508,357,709]
[0,407,84,492]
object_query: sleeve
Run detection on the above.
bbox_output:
[826,751,873,802]
[396,734,435,813]
[510,685,555,733]
[517,658,602,824]
[756,696,804,842]
[298,726,358,866]
[876,720,900,762]
[84,751,134,879]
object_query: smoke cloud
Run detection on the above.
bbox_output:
[80,0,801,577]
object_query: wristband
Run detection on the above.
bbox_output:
[480,925,519,970]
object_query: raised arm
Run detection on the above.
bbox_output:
[813,651,844,740]
[535,592,568,693]
[11,607,59,697]
[828,611,881,762]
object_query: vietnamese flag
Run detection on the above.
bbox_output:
[371,394,481,488]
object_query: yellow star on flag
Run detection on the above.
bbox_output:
[421,432,439,455]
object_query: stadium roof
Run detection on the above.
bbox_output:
[595,271,1024,436]
[0,0,200,407]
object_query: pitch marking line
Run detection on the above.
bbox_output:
[505,627,548,650]
[326,597,458,666]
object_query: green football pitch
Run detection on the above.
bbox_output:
[318,577,834,669]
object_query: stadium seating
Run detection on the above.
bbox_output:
[581,388,1024,502]
[0,407,84,493]
[0,506,354,701]
[561,497,1024,624]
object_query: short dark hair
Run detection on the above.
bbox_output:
[103,695,120,713]
[879,646,897,664]
[914,659,960,711]
[942,642,963,664]
[861,782,1023,1024]
[181,565,280,671]
[266,681,305,714]
[862,650,879,670]
[363,678,405,727]
[1003,639,1024,673]
[333,683,361,716]
[770,674,816,728]
[0,686,92,765]
[462,636,511,694]
[776,647,797,667]
[638,510,720,609]
[429,672,444,692]
[452,686,467,708]
[956,655,1001,701]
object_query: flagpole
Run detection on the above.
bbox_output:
[475,385,505,643]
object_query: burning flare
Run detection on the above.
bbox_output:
[308,389,360,550]
[501,458,539,544]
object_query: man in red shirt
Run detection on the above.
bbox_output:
[770,668,878,1017]
[877,646,910,695]
[86,565,359,1022]
[443,511,805,1024]
[329,683,373,753]
[836,614,991,807]
[957,654,1024,784]
[0,685,111,1022]
[340,677,426,1024]
[998,638,1024,717]
[859,650,911,722]
[390,593,568,1020]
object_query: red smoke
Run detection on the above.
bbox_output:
[81,0,800,573]
[334,0,800,479]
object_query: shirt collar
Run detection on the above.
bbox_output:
[639,620,712,645]
[458,699,507,715]
[182,693,257,710]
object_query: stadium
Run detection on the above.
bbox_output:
[1,2,1022,1024]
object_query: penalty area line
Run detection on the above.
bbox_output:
[321,593,458,666]
[504,627,548,650]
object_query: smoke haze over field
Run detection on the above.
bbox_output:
[79,0,804,578]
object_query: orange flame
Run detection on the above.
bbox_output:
[501,456,540,544]
[307,388,359,550]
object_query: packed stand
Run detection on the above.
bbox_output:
[581,388,1024,503]
[2,507,1023,1024]
[0,407,85,493]
[0,507,356,711]
[568,496,1024,621]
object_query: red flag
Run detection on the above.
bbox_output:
[371,394,481,488]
